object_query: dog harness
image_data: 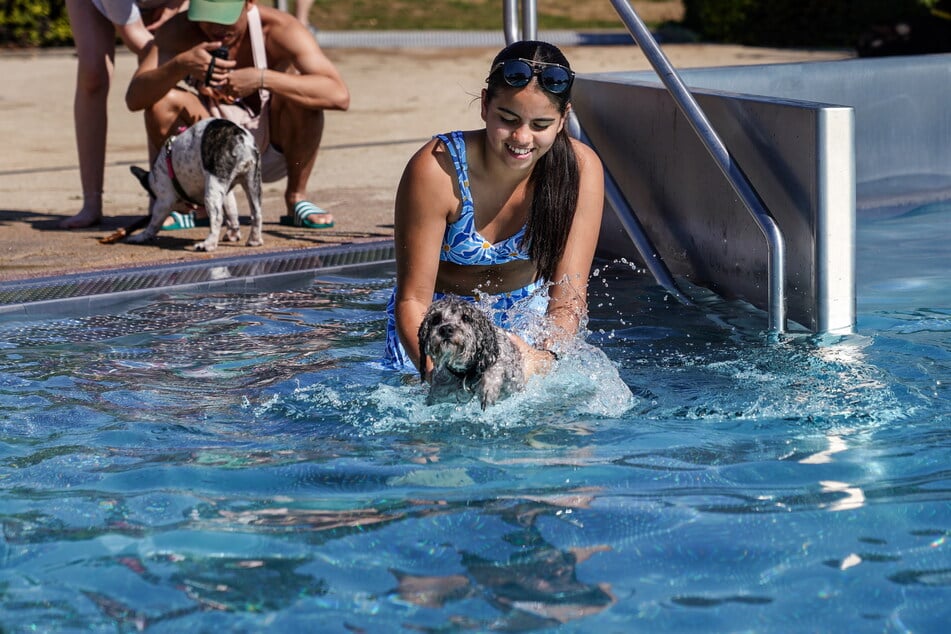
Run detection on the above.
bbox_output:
[437,131,531,266]
[163,135,203,208]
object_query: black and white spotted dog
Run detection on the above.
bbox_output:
[126,118,263,252]
[418,296,526,409]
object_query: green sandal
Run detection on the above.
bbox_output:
[163,211,210,231]
[279,201,334,229]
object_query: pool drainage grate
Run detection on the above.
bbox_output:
[0,240,395,321]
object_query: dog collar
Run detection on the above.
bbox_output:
[164,136,203,208]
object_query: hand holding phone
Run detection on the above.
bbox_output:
[204,47,229,87]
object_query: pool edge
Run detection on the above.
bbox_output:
[0,240,395,320]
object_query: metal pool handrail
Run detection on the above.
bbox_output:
[608,0,787,332]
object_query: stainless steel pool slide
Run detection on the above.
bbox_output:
[577,43,951,335]
[508,2,950,335]
[549,0,948,337]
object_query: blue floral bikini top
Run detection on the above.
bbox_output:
[437,131,530,266]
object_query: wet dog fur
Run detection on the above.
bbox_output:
[418,296,525,409]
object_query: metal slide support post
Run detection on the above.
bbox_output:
[609,0,787,332]
[503,0,538,44]
[503,0,519,44]
[521,0,538,42]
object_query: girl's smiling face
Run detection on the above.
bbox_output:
[481,84,567,172]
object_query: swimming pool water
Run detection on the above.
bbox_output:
[0,204,949,632]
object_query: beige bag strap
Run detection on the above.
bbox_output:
[247,5,270,109]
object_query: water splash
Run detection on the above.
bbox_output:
[353,340,633,434]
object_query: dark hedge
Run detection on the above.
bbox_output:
[1,0,72,47]
[682,0,933,47]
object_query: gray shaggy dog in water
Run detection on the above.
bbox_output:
[417,296,526,409]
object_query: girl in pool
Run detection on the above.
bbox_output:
[385,40,605,378]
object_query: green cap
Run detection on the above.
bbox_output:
[188,0,245,25]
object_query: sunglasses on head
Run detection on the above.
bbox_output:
[488,58,575,95]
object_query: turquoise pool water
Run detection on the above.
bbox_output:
[1,203,949,632]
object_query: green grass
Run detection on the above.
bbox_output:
[308,0,678,31]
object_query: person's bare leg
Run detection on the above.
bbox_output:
[61,0,116,229]
[271,95,333,225]
[294,0,314,26]
[143,88,207,163]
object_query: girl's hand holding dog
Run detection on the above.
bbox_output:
[508,334,557,377]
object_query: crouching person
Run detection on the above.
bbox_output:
[126,0,350,230]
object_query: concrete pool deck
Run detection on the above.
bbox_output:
[0,35,853,283]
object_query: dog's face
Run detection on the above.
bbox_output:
[418,297,500,379]
[418,296,527,409]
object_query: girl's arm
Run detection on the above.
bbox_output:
[116,20,154,58]
[392,139,457,374]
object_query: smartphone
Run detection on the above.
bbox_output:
[204,47,229,87]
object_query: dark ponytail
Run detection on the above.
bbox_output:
[527,127,579,282]
[486,41,580,282]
